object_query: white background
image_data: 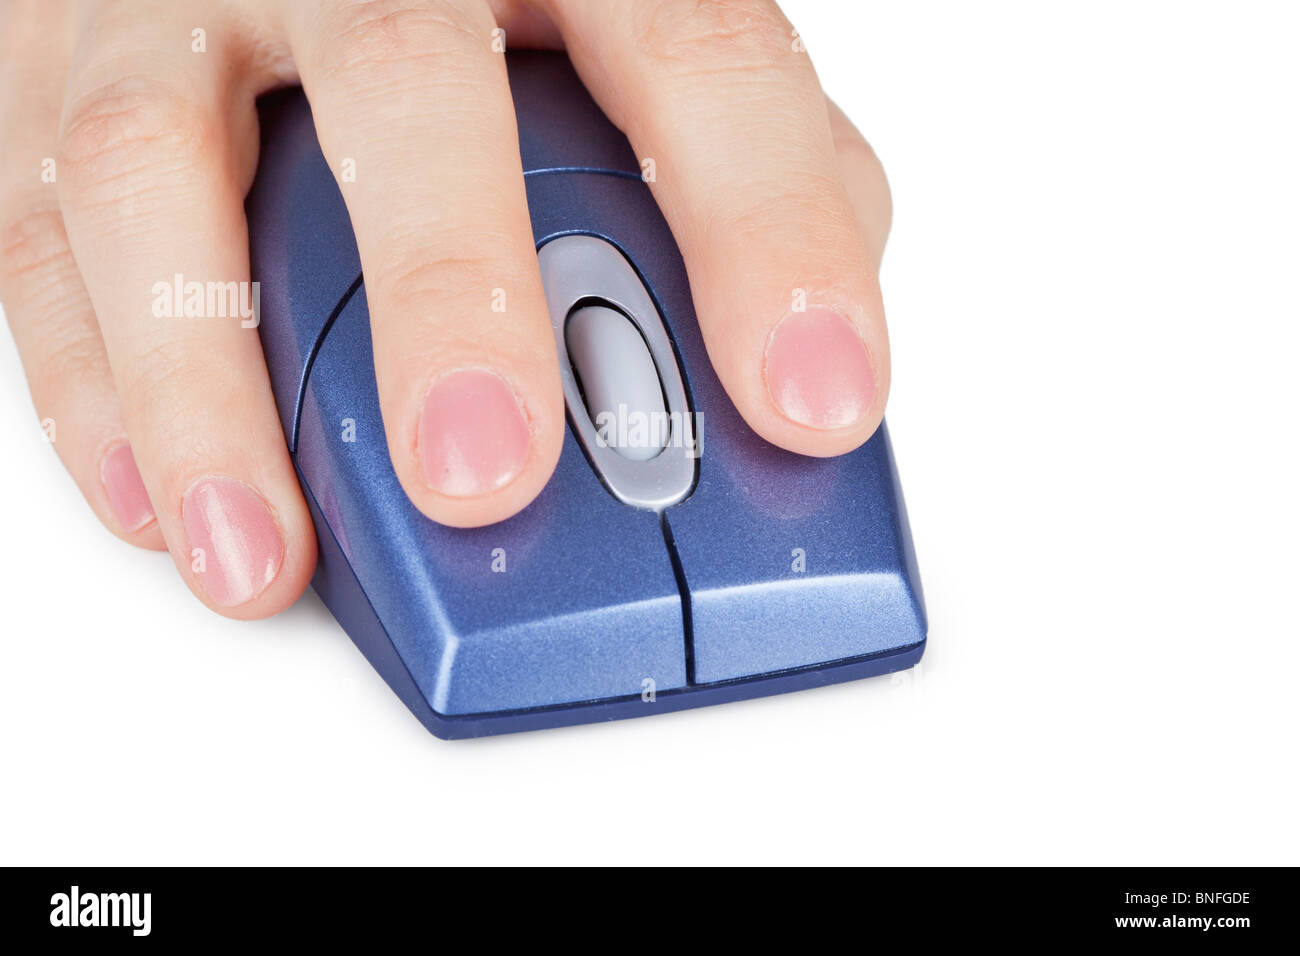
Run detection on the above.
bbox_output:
[2,1,1297,865]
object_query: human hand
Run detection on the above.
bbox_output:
[0,0,893,617]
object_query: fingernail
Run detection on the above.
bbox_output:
[418,368,530,497]
[182,476,284,608]
[100,442,155,532]
[764,306,876,430]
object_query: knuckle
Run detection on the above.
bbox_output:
[318,0,491,82]
[0,203,75,293]
[706,173,866,262]
[116,338,189,411]
[633,0,791,76]
[377,243,505,307]
[30,323,108,402]
[371,242,541,360]
[115,339,256,476]
[58,76,210,202]
[116,338,222,439]
[719,168,843,227]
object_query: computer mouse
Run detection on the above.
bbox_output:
[246,51,926,738]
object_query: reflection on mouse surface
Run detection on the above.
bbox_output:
[246,51,926,739]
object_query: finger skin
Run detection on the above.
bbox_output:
[0,0,163,547]
[283,0,565,529]
[56,0,315,617]
[544,0,891,457]
[825,97,893,272]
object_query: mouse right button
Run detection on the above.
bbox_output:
[665,423,927,684]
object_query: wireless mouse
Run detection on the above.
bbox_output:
[246,51,926,738]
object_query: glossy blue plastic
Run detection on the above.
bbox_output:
[246,52,926,738]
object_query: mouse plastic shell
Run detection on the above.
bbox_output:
[246,52,927,738]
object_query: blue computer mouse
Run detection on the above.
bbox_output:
[246,51,926,738]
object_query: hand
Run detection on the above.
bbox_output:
[0,0,893,618]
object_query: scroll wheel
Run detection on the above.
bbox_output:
[565,305,668,462]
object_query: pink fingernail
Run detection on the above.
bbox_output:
[100,442,155,532]
[764,306,876,430]
[418,368,530,498]
[182,476,284,608]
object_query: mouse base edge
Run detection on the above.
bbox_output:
[304,457,924,738]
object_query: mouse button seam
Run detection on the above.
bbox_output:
[289,272,364,454]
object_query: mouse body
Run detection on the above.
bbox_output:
[247,52,926,738]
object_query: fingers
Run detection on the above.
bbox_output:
[545,0,890,456]
[284,0,565,528]
[55,1,314,616]
[0,0,163,548]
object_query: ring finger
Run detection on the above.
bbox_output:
[56,0,316,615]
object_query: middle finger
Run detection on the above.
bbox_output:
[283,0,566,528]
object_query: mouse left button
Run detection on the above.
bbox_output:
[247,88,362,448]
[294,283,689,721]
